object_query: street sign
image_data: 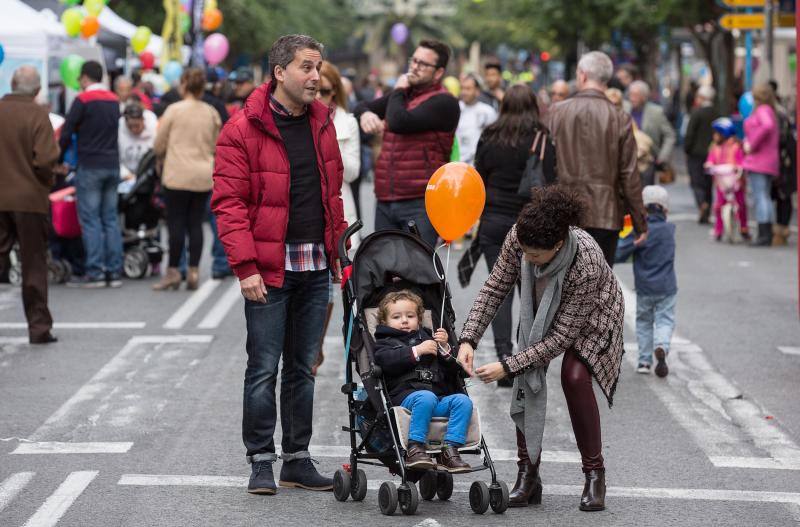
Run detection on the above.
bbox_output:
[720,13,767,28]
[720,0,765,6]
[719,12,796,28]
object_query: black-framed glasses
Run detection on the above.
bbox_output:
[408,57,438,70]
[318,88,333,96]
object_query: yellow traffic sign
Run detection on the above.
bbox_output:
[720,0,765,6]
[720,13,766,29]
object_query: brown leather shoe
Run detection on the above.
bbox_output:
[579,469,606,511]
[438,445,471,474]
[404,443,435,470]
[508,462,542,506]
[654,347,669,378]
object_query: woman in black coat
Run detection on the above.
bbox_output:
[473,84,556,375]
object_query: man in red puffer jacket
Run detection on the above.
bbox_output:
[211,34,347,496]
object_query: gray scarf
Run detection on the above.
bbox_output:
[510,228,578,456]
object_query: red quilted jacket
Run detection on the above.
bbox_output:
[211,81,347,287]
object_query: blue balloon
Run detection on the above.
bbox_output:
[162,61,183,86]
[0,43,4,66]
[738,91,754,119]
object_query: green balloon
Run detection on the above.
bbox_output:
[179,12,190,34]
[60,54,85,90]
[60,0,81,6]
[789,54,797,74]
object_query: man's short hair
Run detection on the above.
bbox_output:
[114,76,132,90]
[577,51,613,84]
[268,34,324,79]
[484,61,502,73]
[629,80,651,99]
[11,66,41,96]
[80,61,104,83]
[462,73,483,91]
[418,39,450,69]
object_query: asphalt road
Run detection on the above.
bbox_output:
[1,169,799,527]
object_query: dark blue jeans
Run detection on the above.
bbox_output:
[75,166,123,279]
[243,270,329,462]
[375,198,439,248]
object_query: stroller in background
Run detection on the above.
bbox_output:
[118,150,164,278]
[333,220,509,516]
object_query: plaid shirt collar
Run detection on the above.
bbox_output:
[269,93,306,117]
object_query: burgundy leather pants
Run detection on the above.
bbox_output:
[516,349,604,473]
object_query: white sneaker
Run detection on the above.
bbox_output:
[636,363,651,374]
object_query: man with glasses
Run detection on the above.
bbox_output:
[355,40,460,247]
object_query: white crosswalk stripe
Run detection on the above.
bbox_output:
[0,472,35,513]
[22,471,97,527]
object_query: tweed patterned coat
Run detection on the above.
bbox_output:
[459,226,625,406]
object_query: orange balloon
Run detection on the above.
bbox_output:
[425,162,486,243]
[80,16,100,38]
[202,8,223,31]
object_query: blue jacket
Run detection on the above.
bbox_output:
[59,87,120,169]
[615,211,677,296]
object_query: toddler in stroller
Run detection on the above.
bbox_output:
[334,220,509,516]
[373,290,473,474]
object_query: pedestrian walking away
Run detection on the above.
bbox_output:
[615,185,677,377]
[0,66,60,344]
[545,51,648,266]
[153,68,222,291]
[212,34,347,496]
[458,185,626,512]
[354,39,460,248]
[683,85,720,224]
[59,60,124,288]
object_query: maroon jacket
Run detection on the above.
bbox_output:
[373,84,457,201]
[211,81,347,287]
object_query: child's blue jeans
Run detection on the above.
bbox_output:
[636,293,677,365]
[401,391,473,446]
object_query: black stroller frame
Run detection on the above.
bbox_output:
[333,220,509,516]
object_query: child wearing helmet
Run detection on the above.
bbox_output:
[704,117,749,241]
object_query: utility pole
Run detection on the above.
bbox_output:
[765,0,775,79]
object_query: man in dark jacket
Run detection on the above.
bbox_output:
[545,51,648,265]
[212,34,347,496]
[683,85,719,224]
[59,61,123,288]
[0,66,60,343]
[355,40,460,247]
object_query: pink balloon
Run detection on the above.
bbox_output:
[203,33,229,66]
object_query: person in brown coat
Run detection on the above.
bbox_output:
[458,186,627,513]
[545,51,648,265]
[0,66,60,343]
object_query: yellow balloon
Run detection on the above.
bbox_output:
[443,76,460,97]
[131,26,152,54]
[83,0,104,17]
[61,7,83,38]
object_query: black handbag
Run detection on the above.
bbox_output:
[516,130,548,198]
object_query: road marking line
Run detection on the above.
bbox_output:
[197,281,241,329]
[119,474,247,487]
[22,471,97,527]
[778,346,800,356]
[11,442,133,455]
[17,334,213,444]
[0,472,35,513]
[0,337,29,344]
[0,322,145,329]
[163,279,220,329]
[274,444,579,463]
[618,279,800,468]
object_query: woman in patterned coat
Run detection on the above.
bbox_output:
[457,186,625,512]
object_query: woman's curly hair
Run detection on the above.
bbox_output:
[516,186,586,249]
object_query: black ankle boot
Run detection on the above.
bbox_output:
[509,462,542,507]
[579,468,605,511]
[752,223,773,247]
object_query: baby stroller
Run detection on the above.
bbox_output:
[119,150,164,278]
[334,220,509,516]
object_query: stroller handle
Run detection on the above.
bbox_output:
[338,219,363,266]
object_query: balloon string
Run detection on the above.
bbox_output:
[439,243,450,330]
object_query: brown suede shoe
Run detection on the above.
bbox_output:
[439,445,471,473]
[405,443,435,470]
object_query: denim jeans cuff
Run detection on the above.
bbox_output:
[247,452,278,463]
[280,450,310,462]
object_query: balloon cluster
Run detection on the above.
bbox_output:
[60,0,106,39]
[202,0,223,31]
[201,0,228,66]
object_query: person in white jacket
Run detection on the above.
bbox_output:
[313,61,361,375]
[118,102,157,194]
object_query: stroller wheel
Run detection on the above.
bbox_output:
[333,468,351,502]
[419,470,437,501]
[124,247,149,279]
[469,481,490,514]
[378,481,398,516]
[436,471,453,501]
[489,480,510,514]
[398,482,419,516]
[350,469,367,502]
